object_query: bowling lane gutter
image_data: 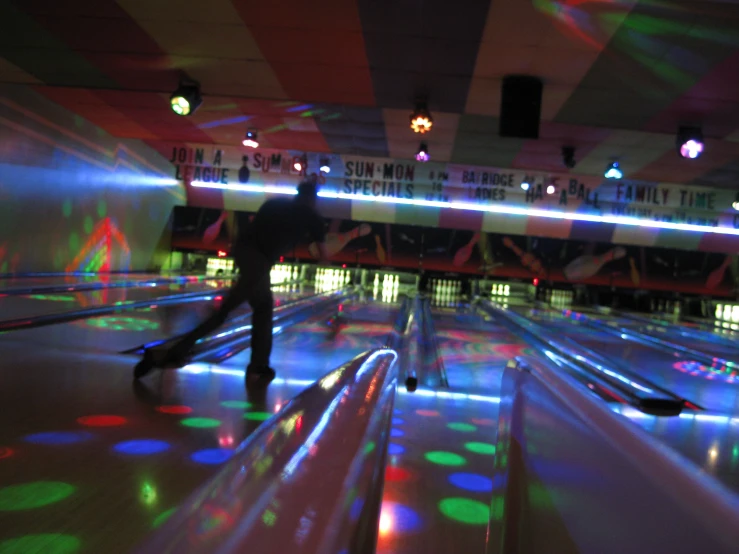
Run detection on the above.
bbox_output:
[556,308,739,377]
[477,299,693,415]
[0,274,229,296]
[0,280,300,332]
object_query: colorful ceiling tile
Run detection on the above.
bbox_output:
[0,0,737,188]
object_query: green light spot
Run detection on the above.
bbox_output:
[62,200,72,218]
[464,442,496,455]
[140,482,157,506]
[97,200,107,218]
[152,507,177,529]
[86,317,159,332]
[0,534,81,554]
[83,216,94,234]
[180,417,221,428]
[68,232,79,252]
[262,509,277,527]
[447,423,477,433]
[221,400,251,409]
[244,412,271,421]
[438,497,490,524]
[424,451,466,466]
[0,482,75,511]
[363,441,376,455]
[28,294,76,302]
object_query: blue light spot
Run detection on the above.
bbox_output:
[113,439,170,455]
[449,472,493,493]
[381,502,422,533]
[349,497,364,520]
[24,431,94,445]
[393,409,402,415]
[392,417,404,425]
[190,448,234,465]
[388,443,405,455]
[198,115,251,129]
[286,103,313,113]
[390,428,404,438]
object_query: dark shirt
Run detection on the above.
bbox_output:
[235,198,325,262]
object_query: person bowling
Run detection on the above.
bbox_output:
[135,174,329,387]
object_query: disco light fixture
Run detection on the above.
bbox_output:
[677,126,704,159]
[604,161,623,180]
[242,129,259,148]
[293,155,307,172]
[415,142,430,162]
[170,82,202,116]
[190,181,739,236]
[410,102,433,134]
[319,157,331,173]
[546,184,556,195]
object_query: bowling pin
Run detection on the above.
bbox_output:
[564,247,627,281]
[706,256,732,290]
[308,223,372,258]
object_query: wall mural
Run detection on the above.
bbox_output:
[0,84,184,274]
[172,206,737,297]
[148,142,739,255]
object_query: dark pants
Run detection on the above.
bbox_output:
[169,244,273,367]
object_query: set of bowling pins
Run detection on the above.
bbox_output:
[270,264,299,285]
[715,303,738,323]
[548,289,573,309]
[650,299,679,315]
[490,284,510,297]
[430,279,459,307]
[315,267,351,293]
[373,273,399,303]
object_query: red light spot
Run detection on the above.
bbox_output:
[279,256,284,262]
[533,278,539,286]
[471,418,495,426]
[338,304,344,312]
[0,447,13,459]
[219,435,235,447]
[156,405,193,415]
[416,409,440,417]
[341,264,346,268]
[215,296,223,301]
[77,415,127,427]
[296,415,303,432]
[218,250,227,257]
[385,466,412,482]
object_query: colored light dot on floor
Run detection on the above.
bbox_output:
[0,482,76,511]
[244,412,271,421]
[385,466,412,482]
[0,447,13,460]
[76,415,126,427]
[113,439,170,455]
[379,502,423,535]
[190,448,234,465]
[390,428,404,438]
[0,534,80,554]
[363,441,376,455]
[221,400,251,409]
[24,431,93,445]
[424,451,466,466]
[447,422,477,433]
[448,473,493,493]
[416,409,439,417]
[464,442,496,455]
[392,417,404,425]
[152,507,178,529]
[387,443,405,456]
[156,405,192,415]
[180,417,221,428]
[438,497,490,524]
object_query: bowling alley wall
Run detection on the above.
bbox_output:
[0,84,185,274]
[172,206,738,297]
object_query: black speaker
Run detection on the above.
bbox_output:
[499,75,543,139]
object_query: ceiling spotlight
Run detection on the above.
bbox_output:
[410,102,433,134]
[294,155,307,172]
[521,179,531,191]
[605,161,623,180]
[546,184,555,195]
[415,142,430,162]
[677,126,704,159]
[319,157,331,174]
[170,82,202,116]
[733,202,739,211]
[242,129,259,148]
[562,146,576,169]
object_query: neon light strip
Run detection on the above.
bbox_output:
[191,181,739,236]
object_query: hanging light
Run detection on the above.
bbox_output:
[415,142,430,162]
[604,161,623,180]
[242,129,259,148]
[170,83,202,116]
[319,157,331,173]
[677,126,704,159]
[410,102,433,134]
[521,179,531,191]
[546,184,555,195]
[294,155,307,172]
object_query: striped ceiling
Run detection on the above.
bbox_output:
[2,0,739,187]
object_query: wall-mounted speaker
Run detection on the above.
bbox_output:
[499,75,543,139]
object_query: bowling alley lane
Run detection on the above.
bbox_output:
[518,307,739,414]
[0,297,394,554]
[0,273,162,289]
